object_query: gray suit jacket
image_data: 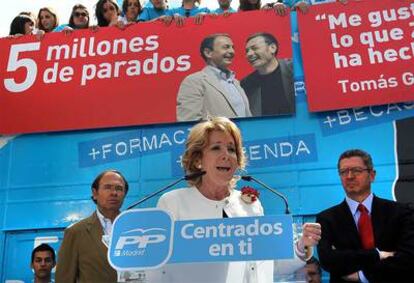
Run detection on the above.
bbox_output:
[176,66,252,121]
[55,212,117,283]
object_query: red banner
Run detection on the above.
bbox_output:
[299,0,414,112]
[0,11,292,134]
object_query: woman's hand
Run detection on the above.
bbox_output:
[271,3,289,17]
[194,13,207,25]
[173,14,185,27]
[294,1,310,14]
[300,222,322,247]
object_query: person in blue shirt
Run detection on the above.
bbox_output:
[140,0,173,22]
[265,1,310,16]
[140,0,188,26]
[53,4,90,32]
[170,0,210,25]
[214,0,236,14]
[120,0,142,24]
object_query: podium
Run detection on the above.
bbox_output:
[108,209,294,273]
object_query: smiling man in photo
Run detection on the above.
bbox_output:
[241,32,295,116]
[176,33,252,121]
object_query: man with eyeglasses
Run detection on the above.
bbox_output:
[56,170,129,282]
[316,149,414,283]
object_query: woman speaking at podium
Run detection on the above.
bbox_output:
[147,116,321,283]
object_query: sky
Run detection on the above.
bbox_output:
[1,0,259,36]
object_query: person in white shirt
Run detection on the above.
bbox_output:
[147,116,322,283]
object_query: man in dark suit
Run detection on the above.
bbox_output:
[56,170,129,283]
[316,149,414,283]
[241,32,295,116]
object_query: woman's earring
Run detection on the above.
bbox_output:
[197,164,202,169]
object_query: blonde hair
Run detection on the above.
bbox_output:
[182,116,246,187]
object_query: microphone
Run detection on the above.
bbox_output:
[241,175,290,214]
[127,171,206,210]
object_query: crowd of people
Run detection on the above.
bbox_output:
[7,0,350,37]
[10,1,413,282]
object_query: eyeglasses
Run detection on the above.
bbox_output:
[338,167,370,177]
[74,12,88,18]
[101,184,125,193]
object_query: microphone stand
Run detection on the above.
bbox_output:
[241,175,290,214]
[241,176,311,253]
[127,171,206,210]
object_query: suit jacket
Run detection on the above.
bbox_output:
[316,196,414,283]
[241,59,294,116]
[55,212,117,283]
[176,66,252,121]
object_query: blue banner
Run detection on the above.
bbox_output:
[317,102,414,136]
[78,125,190,167]
[109,209,293,270]
[170,214,294,263]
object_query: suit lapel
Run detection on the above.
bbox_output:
[279,60,293,102]
[203,67,238,115]
[371,196,384,244]
[85,212,112,275]
[234,82,250,116]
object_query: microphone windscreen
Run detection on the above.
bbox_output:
[241,175,252,181]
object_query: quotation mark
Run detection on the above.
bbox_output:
[316,14,327,21]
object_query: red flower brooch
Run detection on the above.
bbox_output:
[240,186,259,204]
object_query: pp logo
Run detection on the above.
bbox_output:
[115,228,167,253]
[108,209,174,270]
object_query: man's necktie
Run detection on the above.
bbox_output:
[358,204,375,249]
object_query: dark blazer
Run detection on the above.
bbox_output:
[316,196,414,283]
[241,59,294,116]
[55,212,117,283]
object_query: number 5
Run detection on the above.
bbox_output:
[4,42,41,93]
